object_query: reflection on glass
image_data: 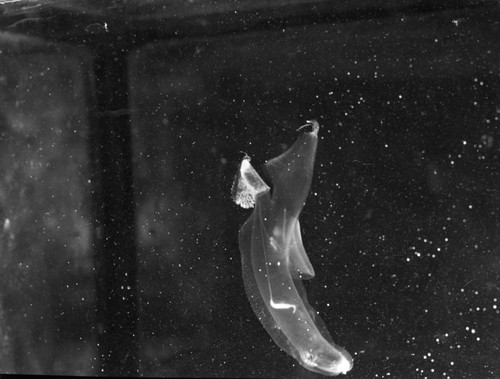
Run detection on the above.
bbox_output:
[233,121,353,376]
[0,50,93,374]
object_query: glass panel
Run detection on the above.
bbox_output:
[1,3,499,377]
[0,48,94,374]
[130,7,500,377]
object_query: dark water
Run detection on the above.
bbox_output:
[0,3,499,378]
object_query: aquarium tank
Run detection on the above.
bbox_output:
[0,0,499,377]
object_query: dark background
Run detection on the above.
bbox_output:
[0,1,499,378]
